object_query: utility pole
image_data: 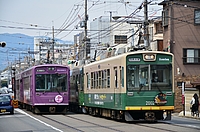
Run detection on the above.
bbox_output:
[144,0,149,47]
[84,0,88,61]
[11,68,16,99]
[7,50,10,86]
[19,53,21,72]
[52,26,55,63]
[28,47,30,67]
[83,0,90,62]
[84,0,87,42]
[10,62,12,85]
[39,42,41,64]
[105,11,117,22]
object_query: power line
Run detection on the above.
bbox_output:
[0,19,50,28]
[88,1,144,41]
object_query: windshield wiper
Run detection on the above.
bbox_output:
[154,84,162,93]
[56,87,61,95]
[137,84,144,94]
[137,84,163,94]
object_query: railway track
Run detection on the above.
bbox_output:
[41,115,84,132]
[39,113,200,132]
[41,114,124,132]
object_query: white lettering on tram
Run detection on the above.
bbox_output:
[159,58,169,61]
[57,69,66,71]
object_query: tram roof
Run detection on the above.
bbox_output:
[84,50,173,67]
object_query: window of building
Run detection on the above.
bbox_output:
[194,9,200,25]
[155,21,163,34]
[162,9,169,27]
[149,27,153,42]
[183,49,200,64]
[114,35,127,44]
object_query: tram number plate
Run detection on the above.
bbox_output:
[146,101,154,105]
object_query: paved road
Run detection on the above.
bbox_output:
[0,109,199,132]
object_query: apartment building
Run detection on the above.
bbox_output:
[159,0,200,112]
[34,37,74,65]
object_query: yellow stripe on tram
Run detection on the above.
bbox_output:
[125,106,174,110]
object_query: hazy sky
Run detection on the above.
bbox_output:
[0,0,163,41]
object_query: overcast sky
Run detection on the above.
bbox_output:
[0,0,163,41]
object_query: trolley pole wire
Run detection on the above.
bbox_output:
[144,0,149,47]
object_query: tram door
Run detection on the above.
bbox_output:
[114,67,122,108]
[20,79,23,103]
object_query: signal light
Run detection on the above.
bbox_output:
[67,60,76,64]
[0,42,6,47]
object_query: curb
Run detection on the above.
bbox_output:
[175,111,200,120]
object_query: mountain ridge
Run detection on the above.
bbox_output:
[0,33,73,71]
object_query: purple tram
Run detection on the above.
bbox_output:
[15,64,70,114]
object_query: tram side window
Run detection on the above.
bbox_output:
[114,67,118,88]
[104,70,107,88]
[36,75,45,90]
[98,71,101,88]
[91,72,94,89]
[127,66,134,88]
[80,73,84,91]
[120,67,124,88]
[86,73,90,89]
[96,72,98,89]
[58,74,67,91]
[127,65,140,90]
[23,77,30,90]
[107,69,110,88]
[101,70,104,88]
[139,66,148,87]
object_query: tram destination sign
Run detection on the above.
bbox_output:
[128,58,140,62]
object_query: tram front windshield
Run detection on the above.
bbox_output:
[35,74,68,92]
[127,64,172,91]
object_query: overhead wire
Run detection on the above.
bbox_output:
[88,1,145,42]
[58,0,101,40]
[58,7,83,40]
[55,4,83,37]
[0,19,50,28]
